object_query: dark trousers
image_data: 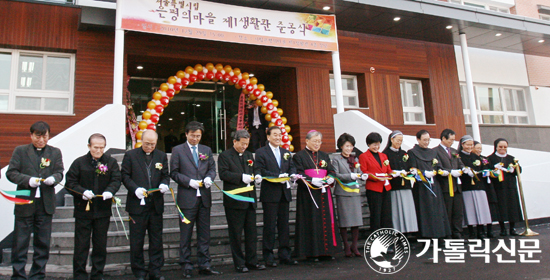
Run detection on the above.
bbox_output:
[249,126,266,152]
[225,205,258,268]
[12,198,52,280]
[262,201,291,262]
[129,211,164,278]
[73,216,110,280]
[366,189,392,232]
[179,199,211,270]
[443,191,464,235]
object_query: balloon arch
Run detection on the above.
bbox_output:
[134,63,294,152]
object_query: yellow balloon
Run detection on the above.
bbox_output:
[272,99,279,107]
[241,73,249,80]
[159,83,169,91]
[288,134,293,142]
[176,70,186,78]
[167,76,177,84]
[194,64,203,73]
[138,121,148,130]
[233,68,241,76]
[255,99,263,107]
[135,142,142,148]
[265,114,272,122]
[205,63,214,71]
[281,116,287,125]
[266,91,273,99]
[268,123,275,128]
[224,65,232,73]
[147,101,156,110]
[185,66,194,74]
[136,131,143,140]
[249,93,257,101]
[235,84,242,89]
[277,108,283,116]
[289,144,294,152]
[250,77,258,85]
[257,84,265,91]
[261,106,267,114]
[285,125,291,132]
[152,92,162,100]
[215,63,224,71]
[142,111,152,120]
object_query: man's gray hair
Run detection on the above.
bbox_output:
[306,130,322,140]
[234,130,250,141]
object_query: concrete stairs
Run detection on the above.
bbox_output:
[0,153,371,277]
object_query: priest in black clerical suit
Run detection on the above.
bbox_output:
[122,130,170,280]
[254,126,298,267]
[7,121,64,280]
[218,130,265,273]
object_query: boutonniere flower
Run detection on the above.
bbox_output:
[155,163,163,170]
[40,158,51,169]
[354,162,361,169]
[383,159,390,166]
[247,159,253,166]
[198,152,209,161]
[402,154,409,162]
[319,160,327,168]
[473,160,481,167]
[452,152,460,159]
[95,162,108,175]
[432,158,438,167]
[482,158,489,165]
[283,153,290,160]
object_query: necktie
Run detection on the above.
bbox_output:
[447,147,452,159]
[192,146,199,167]
[275,147,281,168]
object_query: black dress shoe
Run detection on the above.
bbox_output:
[236,266,249,273]
[199,267,222,275]
[280,259,298,265]
[487,231,495,238]
[266,261,278,267]
[183,269,192,279]
[509,228,520,236]
[149,276,165,280]
[500,230,508,236]
[246,263,266,270]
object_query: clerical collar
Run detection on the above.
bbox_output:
[390,147,399,152]
[146,153,151,156]
[496,152,507,157]
[305,146,316,153]
[461,150,470,155]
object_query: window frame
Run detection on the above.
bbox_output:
[400,79,427,125]
[0,48,75,115]
[329,74,360,109]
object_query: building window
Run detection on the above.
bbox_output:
[541,14,550,21]
[460,84,529,125]
[330,74,359,108]
[0,49,74,114]
[400,79,426,124]
[446,0,510,13]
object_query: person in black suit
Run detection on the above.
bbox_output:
[247,103,268,152]
[218,130,266,273]
[254,126,298,267]
[65,133,121,280]
[170,121,221,278]
[434,129,465,239]
[121,130,170,280]
[7,121,64,280]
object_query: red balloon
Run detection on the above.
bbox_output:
[282,144,290,150]
[271,111,278,118]
[267,103,274,110]
[253,89,262,97]
[181,78,190,86]
[275,119,283,126]
[205,72,215,80]
[282,135,289,142]
[197,72,205,81]
[147,123,156,130]
[246,84,254,91]
[231,76,239,84]
[155,105,164,113]
[173,83,182,91]
[189,74,197,83]
[214,72,224,81]
[222,73,230,82]
[281,128,287,134]
[166,89,175,97]
[260,96,269,103]
[160,97,169,106]
[238,80,247,88]
[150,114,159,123]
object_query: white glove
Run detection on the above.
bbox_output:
[311,178,324,187]
[290,174,298,182]
[360,173,368,181]
[255,174,263,184]
[204,177,213,189]
[390,171,400,178]
[135,187,147,199]
[29,177,41,188]
[279,173,289,178]
[159,184,170,194]
[83,190,95,200]
[350,173,360,179]
[102,191,113,200]
[400,170,408,175]
[410,169,418,176]
[325,177,335,185]
[424,171,435,179]
[440,170,450,177]
[242,174,253,184]
[43,176,56,186]
[189,179,201,189]
[467,169,474,177]
[494,163,506,171]
[451,169,462,177]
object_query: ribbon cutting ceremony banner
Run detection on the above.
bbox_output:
[120,0,338,51]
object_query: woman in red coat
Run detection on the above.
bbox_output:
[359,132,394,232]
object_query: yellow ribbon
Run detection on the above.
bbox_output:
[263,177,291,183]
[332,177,360,193]
[225,185,255,195]
[438,170,454,197]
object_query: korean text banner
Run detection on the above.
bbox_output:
[120,0,338,51]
